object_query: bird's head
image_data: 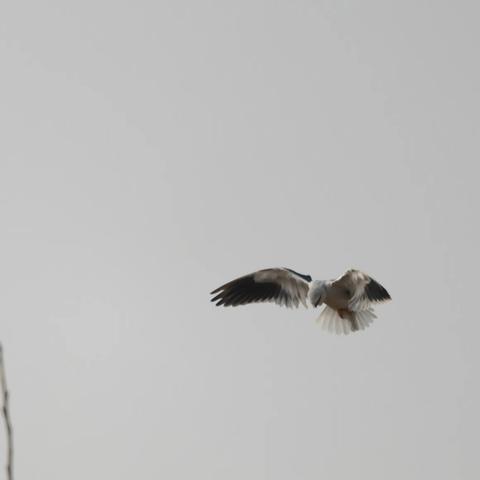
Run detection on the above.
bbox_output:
[308,280,328,307]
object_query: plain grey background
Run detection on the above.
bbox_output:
[1,1,479,479]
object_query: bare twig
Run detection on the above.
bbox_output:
[0,344,13,480]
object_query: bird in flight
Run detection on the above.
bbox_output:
[210,268,391,334]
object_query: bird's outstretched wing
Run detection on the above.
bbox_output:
[331,269,391,312]
[210,268,311,308]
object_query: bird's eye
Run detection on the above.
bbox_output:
[345,289,351,296]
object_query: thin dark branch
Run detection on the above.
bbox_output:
[0,344,13,480]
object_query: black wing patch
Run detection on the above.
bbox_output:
[284,268,312,283]
[365,278,391,303]
[210,274,281,307]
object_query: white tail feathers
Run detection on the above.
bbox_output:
[316,306,377,335]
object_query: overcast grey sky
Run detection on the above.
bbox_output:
[1,1,479,479]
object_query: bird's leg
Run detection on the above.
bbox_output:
[338,308,359,331]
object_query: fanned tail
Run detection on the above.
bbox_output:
[316,306,377,335]
[354,308,377,331]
